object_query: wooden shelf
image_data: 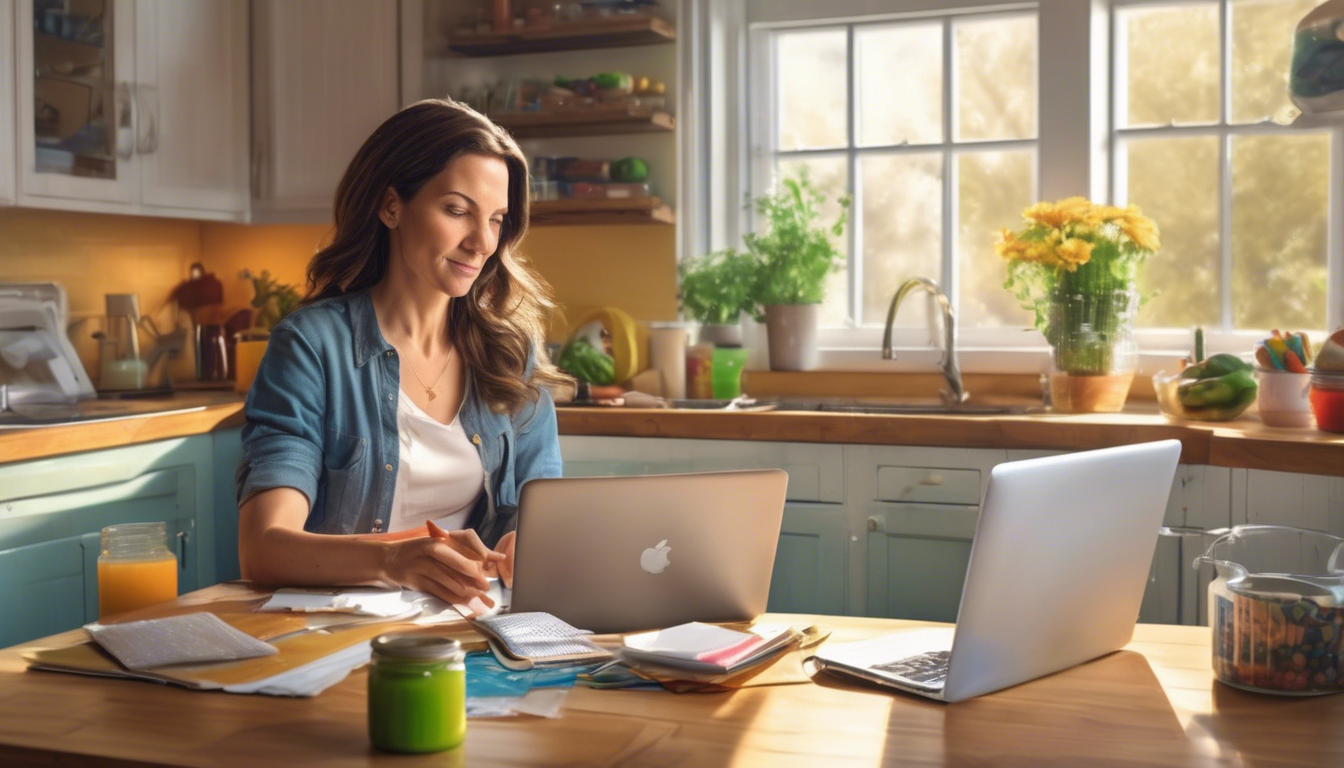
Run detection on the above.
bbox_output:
[490,107,674,138]
[446,14,675,56]
[530,196,674,226]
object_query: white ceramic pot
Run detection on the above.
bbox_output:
[764,304,819,371]
[1256,369,1313,428]
[696,322,743,348]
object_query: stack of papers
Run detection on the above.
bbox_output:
[621,622,797,674]
[473,612,613,670]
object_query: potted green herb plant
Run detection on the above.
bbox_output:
[234,269,303,393]
[748,171,849,371]
[677,247,760,347]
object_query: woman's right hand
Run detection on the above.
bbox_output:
[383,531,503,606]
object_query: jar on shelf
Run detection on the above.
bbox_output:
[96,522,178,618]
[367,633,467,753]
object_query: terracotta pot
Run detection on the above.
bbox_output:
[1049,369,1135,413]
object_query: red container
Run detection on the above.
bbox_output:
[1308,370,1344,432]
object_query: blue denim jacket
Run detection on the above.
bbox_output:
[235,291,562,545]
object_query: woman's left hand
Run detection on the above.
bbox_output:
[485,531,516,589]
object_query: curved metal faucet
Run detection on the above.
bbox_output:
[881,277,967,405]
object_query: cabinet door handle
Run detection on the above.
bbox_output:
[921,474,943,486]
[867,516,886,533]
[114,81,135,161]
[134,84,159,155]
[176,530,188,570]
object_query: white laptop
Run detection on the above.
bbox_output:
[507,469,789,634]
[811,440,1182,703]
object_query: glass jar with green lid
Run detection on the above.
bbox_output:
[367,633,466,753]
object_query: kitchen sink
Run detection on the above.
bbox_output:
[656,397,1042,415]
[782,399,1042,415]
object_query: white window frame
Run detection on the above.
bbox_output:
[700,0,1343,373]
[1109,0,1344,361]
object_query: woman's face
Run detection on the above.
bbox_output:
[382,153,511,298]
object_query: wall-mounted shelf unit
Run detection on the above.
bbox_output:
[445,14,675,57]
[530,196,674,227]
[490,107,675,139]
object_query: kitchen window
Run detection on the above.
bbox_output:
[1112,0,1340,354]
[707,0,1342,369]
[750,9,1039,351]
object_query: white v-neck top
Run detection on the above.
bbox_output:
[387,388,486,533]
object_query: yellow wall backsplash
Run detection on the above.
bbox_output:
[1,206,678,391]
[195,221,679,343]
[0,209,201,380]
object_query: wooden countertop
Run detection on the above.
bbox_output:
[4,394,1343,478]
[0,392,247,464]
[1,582,1338,767]
[557,405,1344,477]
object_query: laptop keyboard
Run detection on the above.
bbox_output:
[871,650,950,691]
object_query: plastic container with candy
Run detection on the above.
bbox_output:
[1195,526,1344,695]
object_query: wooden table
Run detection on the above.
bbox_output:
[0,584,1338,767]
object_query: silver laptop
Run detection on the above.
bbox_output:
[508,469,789,634]
[812,440,1182,702]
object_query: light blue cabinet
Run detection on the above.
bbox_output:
[0,436,215,646]
[767,502,847,615]
[212,427,243,583]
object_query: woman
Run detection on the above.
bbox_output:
[236,98,568,608]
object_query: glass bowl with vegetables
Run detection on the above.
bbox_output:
[1153,352,1258,422]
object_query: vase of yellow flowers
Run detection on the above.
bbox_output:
[996,197,1159,413]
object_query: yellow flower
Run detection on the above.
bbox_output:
[1023,201,1069,229]
[1056,238,1095,270]
[1056,196,1094,225]
[1119,206,1160,251]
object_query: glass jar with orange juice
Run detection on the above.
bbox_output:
[97,522,178,618]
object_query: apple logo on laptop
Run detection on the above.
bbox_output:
[640,539,671,574]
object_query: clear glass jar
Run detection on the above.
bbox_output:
[97,522,178,618]
[1046,289,1139,413]
[368,633,467,753]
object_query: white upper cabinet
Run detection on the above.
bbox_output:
[1,0,14,206]
[250,0,401,223]
[133,0,248,216]
[15,0,249,220]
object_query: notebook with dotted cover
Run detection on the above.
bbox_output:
[473,612,613,669]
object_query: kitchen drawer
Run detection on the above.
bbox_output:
[875,466,981,505]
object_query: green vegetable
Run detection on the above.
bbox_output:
[592,72,630,90]
[558,339,615,386]
[1181,353,1251,380]
[1177,368,1257,409]
[611,157,648,183]
[1193,326,1205,364]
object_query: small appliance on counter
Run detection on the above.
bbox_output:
[1196,525,1344,696]
[0,282,97,413]
[96,293,149,392]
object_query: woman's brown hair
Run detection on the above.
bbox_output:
[305,98,568,414]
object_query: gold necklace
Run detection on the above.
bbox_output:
[402,345,453,401]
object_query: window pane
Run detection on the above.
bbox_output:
[777,30,848,151]
[777,155,851,327]
[954,14,1037,141]
[1121,3,1221,128]
[1231,134,1329,330]
[860,152,943,326]
[1124,136,1221,329]
[956,150,1036,329]
[1230,0,1320,124]
[856,22,942,147]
